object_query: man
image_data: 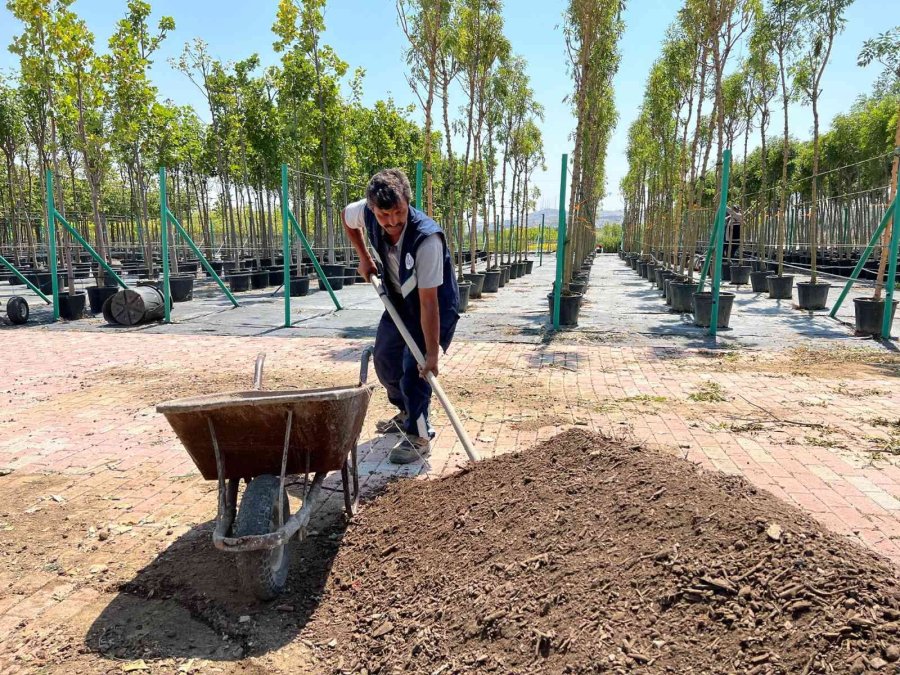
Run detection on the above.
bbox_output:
[342,168,459,464]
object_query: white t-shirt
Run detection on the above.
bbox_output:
[343,199,444,293]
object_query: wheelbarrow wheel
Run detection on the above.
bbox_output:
[233,475,291,600]
[342,445,359,518]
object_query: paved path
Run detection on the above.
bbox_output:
[2,256,900,671]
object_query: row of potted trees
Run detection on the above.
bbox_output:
[455,251,536,312]
[621,248,897,336]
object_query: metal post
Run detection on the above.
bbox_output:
[829,195,895,318]
[46,170,60,320]
[539,214,545,266]
[881,171,900,339]
[553,154,568,329]
[159,167,171,323]
[415,160,423,210]
[281,164,291,328]
[709,149,732,337]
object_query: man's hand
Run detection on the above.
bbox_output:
[419,351,439,379]
[357,257,378,283]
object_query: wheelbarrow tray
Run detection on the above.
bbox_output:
[157,385,373,480]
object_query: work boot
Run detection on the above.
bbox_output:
[376,411,408,434]
[388,434,431,465]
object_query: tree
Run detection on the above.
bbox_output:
[859,26,900,300]
[792,0,851,285]
[273,0,348,265]
[397,0,451,215]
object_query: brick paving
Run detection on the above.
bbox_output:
[2,256,900,671]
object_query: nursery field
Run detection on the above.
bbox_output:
[2,262,900,672]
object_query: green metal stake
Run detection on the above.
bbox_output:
[539,214,545,266]
[46,170,59,320]
[0,253,50,303]
[553,154,568,329]
[709,149,733,337]
[881,171,900,339]
[415,160,423,210]
[281,164,292,327]
[54,212,127,288]
[168,211,238,307]
[289,211,342,311]
[829,194,896,318]
[159,167,171,323]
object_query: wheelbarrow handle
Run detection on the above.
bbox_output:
[368,274,479,462]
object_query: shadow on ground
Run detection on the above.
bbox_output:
[84,492,351,664]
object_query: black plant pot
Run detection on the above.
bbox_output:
[514,262,527,277]
[269,269,287,287]
[464,272,485,298]
[749,270,770,293]
[458,281,471,313]
[86,285,119,314]
[343,267,357,286]
[318,272,344,291]
[547,292,583,327]
[482,269,501,293]
[730,265,752,286]
[796,282,831,310]
[290,276,310,297]
[250,270,270,290]
[570,280,587,295]
[659,272,677,297]
[496,266,507,288]
[58,291,86,320]
[228,273,251,292]
[637,261,648,278]
[766,275,793,300]
[525,260,534,274]
[669,281,697,313]
[169,274,195,301]
[720,263,732,282]
[854,298,899,336]
[692,292,735,329]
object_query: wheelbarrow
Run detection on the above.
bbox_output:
[156,348,374,600]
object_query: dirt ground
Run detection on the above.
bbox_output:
[3,341,900,674]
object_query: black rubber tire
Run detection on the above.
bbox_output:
[233,475,291,600]
[6,297,29,325]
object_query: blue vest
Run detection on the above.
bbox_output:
[363,204,459,351]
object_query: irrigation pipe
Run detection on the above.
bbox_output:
[368,275,479,463]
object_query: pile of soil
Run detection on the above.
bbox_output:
[303,429,900,674]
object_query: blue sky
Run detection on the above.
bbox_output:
[0,0,888,210]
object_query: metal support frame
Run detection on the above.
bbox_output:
[708,149,732,337]
[281,163,341,323]
[881,170,900,338]
[159,167,238,324]
[539,214,545,266]
[553,154,568,329]
[46,170,127,321]
[828,193,897,318]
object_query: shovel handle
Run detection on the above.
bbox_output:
[368,275,479,462]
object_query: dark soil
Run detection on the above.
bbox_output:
[302,429,900,674]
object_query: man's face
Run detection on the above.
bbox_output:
[372,199,408,243]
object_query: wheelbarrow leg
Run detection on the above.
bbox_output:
[341,444,359,517]
[208,417,239,538]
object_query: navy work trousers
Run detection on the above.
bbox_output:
[373,309,434,438]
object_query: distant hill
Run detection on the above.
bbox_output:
[525,208,622,227]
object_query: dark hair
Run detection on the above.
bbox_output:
[366,168,412,210]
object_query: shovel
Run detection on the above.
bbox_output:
[368,275,480,462]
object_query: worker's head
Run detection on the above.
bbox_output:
[366,168,411,234]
